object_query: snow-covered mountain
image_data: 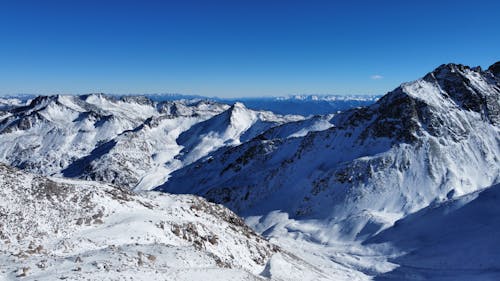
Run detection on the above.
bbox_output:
[160,62,499,229]
[0,94,304,191]
[0,98,27,111]
[0,163,333,280]
[158,62,500,279]
[2,61,499,280]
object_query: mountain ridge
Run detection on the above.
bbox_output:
[158,62,500,241]
[0,94,311,190]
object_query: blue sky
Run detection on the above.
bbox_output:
[0,0,499,97]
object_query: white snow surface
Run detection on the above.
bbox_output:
[0,163,330,281]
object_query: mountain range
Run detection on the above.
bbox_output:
[159,62,500,279]
[0,62,499,280]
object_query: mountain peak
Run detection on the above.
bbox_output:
[488,61,500,77]
[423,63,473,83]
[433,62,472,72]
[341,61,500,143]
[232,102,246,109]
[414,62,499,120]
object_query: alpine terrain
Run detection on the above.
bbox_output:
[0,62,499,280]
[0,163,331,280]
[159,62,500,280]
[0,94,304,191]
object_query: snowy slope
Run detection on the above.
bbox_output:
[0,163,332,281]
[365,183,500,280]
[156,62,500,279]
[0,94,303,191]
[0,94,159,176]
[159,62,500,243]
[0,97,26,111]
[175,102,303,165]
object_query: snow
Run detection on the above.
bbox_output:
[0,95,306,191]
[0,97,26,110]
[0,163,329,280]
[1,62,499,280]
[365,183,500,280]
[160,63,500,279]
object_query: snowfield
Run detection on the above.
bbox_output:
[0,163,329,280]
[365,183,500,280]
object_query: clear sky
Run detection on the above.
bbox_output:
[0,0,499,97]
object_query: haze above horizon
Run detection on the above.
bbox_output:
[0,0,499,98]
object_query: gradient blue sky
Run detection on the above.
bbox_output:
[0,0,499,97]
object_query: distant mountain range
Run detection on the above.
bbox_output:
[1,93,380,116]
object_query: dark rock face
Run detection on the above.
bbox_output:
[363,89,423,143]
[429,64,484,111]
[1,111,46,133]
[488,61,500,77]
[426,64,497,121]
[120,96,155,106]
[437,63,499,125]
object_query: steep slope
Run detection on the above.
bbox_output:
[0,163,332,280]
[60,99,231,190]
[175,102,303,165]
[158,62,500,244]
[0,94,158,176]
